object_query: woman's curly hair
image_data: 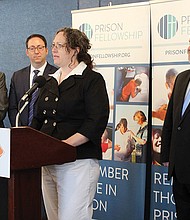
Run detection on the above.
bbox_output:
[55,27,94,69]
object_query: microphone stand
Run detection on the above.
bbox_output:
[15,100,29,127]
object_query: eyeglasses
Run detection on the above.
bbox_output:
[27,45,45,52]
[51,43,67,50]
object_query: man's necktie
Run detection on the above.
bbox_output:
[28,70,40,125]
[182,87,190,116]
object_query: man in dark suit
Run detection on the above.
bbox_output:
[8,34,57,220]
[161,44,190,219]
[8,33,57,126]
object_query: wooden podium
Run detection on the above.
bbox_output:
[8,126,76,220]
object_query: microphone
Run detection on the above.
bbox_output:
[21,76,46,101]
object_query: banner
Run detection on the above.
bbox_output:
[151,0,190,219]
[72,2,150,219]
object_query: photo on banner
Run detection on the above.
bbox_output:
[152,65,189,126]
[114,104,148,163]
[115,65,149,103]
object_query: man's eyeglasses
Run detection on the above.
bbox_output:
[27,45,45,52]
[51,43,67,50]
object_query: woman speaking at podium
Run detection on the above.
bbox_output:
[31,27,109,220]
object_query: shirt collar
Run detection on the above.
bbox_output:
[30,62,47,87]
[50,62,87,83]
[31,61,47,76]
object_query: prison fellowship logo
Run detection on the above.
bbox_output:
[79,23,93,39]
[158,14,178,39]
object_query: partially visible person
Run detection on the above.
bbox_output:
[161,41,190,220]
[130,110,148,163]
[31,27,109,220]
[165,68,177,100]
[101,128,113,160]
[152,68,177,121]
[129,71,149,103]
[101,127,120,160]
[101,128,112,153]
[114,118,135,162]
[0,72,9,220]
[152,128,162,166]
[8,33,57,127]
[0,72,8,127]
[120,78,142,102]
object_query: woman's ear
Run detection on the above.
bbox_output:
[75,47,80,54]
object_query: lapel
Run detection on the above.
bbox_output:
[178,71,190,123]
[59,66,88,93]
[44,63,51,76]
[44,76,76,95]
[59,76,76,93]
[44,77,59,96]
[23,66,31,93]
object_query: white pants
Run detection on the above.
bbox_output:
[42,159,100,220]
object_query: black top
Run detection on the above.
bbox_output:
[31,67,109,160]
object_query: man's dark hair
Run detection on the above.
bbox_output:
[26,34,47,48]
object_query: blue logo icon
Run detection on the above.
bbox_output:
[79,23,93,39]
[158,15,178,39]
